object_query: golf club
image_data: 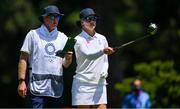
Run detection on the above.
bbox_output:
[113,23,158,50]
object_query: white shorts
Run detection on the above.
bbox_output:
[72,78,107,105]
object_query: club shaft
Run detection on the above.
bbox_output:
[114,34,151,50]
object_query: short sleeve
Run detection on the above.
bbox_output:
[20,30,33,54]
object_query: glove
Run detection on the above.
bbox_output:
[100,72,108,79]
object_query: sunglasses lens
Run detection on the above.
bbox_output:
[49,15,61,20]
[86,16,97,21]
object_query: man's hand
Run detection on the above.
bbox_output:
[63,51,73,68]
[103,47,114,55]
[17,81,27,98]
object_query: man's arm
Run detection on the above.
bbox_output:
[121,95,130,108]
[146,93,152,108]
[17,52,29,98]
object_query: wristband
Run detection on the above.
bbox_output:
[18,79,25,83]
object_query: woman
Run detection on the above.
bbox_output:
[72,8,114,109]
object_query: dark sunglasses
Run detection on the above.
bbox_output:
[84,16,98,22]
[48,14,61,21]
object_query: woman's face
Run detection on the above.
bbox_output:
[81,16,97,32]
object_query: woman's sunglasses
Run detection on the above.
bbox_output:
[84,16,98,22]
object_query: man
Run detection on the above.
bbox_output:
[72,8,114,109]
[122,79,152,108]
[17,5,73,108]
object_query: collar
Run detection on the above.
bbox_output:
[132,90,143,95]
[38,24,58,40]
[81,30,98,40]
[41,24,58,36]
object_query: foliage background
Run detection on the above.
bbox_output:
[0,0,179,108]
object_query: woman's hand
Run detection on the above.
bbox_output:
[103,47,114,55]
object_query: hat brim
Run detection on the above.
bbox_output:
[38,13,64,22]
[41,12,64,17]
[87,14,99,17]
[81,14,99,19]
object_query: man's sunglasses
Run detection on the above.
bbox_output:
[48,14,61,21]
[84,16,98,22]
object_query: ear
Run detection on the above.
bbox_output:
[81,21,87,28]
[80,20,84,25]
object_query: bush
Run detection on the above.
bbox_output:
[115,60,180,108]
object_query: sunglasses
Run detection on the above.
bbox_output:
[84,16,98,22]
[48,14,61,21]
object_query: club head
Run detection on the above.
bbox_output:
[147,23,158,35]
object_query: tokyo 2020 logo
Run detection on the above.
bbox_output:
[45,43,56,55]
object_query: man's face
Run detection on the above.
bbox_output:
[43,14,60,31]
[132,79,142,92]
[81,16,97,32]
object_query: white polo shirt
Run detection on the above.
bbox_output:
[74,30,109,84]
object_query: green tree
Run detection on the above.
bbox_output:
[115,60,180,107]
[0,0,179,107]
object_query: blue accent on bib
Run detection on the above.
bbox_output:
[45,43,56,55]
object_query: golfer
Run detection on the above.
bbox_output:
[72,8,114,108]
